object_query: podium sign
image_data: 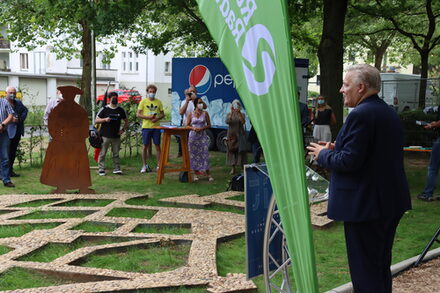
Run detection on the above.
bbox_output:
[245,164,283,279]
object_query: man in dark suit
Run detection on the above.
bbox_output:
[307,64,411,293]
[5,86,28,177]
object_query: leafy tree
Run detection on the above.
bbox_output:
[131,0,217,57]
[0,0,148,115]
[353,0,440,108]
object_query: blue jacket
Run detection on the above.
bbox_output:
[318,94,411,222]
[7,99,28,139]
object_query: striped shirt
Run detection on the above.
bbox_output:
[0,99,14,122]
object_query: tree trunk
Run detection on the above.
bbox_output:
[418,50,429,108]
[318,0,348,136]
[374,45,388,71]
[80,20,92,117]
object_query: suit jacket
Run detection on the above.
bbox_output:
[318,94,411,222]
[7,99,28,139]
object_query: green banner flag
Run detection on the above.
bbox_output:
[195,0,318,291]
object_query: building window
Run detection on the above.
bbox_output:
[122,50,139,73]
[101,53,111,69]
[164,61,171,75]
[20,53,29,70]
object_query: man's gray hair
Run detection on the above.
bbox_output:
[346,64,381,92]
[5,86,16,92]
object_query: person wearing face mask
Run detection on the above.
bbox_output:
[225,99,247,175]
[5,86,28,178]
[177,86,207,157]
[312,95,336,143]
[95,92,128,176]
[186,97,213,182]
[0,88,16,187]
[136,84,165,173]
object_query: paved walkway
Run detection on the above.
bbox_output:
[0,191,256,293]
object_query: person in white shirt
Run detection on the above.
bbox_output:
[43,90,63,126]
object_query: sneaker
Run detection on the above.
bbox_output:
[140,166,147,173]
[146,164,152,172]
[98,170,106,176]
[156,166,160,172]
[208,176,214,182]
[193,176,199,182]
[417,193,434,202]
[113,169,123,175]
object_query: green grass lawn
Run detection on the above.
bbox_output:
[0,142,438,292]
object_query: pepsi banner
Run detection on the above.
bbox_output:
[171,57,308,129]
[171,58,245,128]
[195,0,318,292]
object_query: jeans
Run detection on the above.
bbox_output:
[9,132,21,173]
[0,131,11,184]
[98,137,121,171]
[422,137,440,197]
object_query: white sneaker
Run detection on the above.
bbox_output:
[98,170,105,176]
[113,169,123,175]
[140,166,147,173]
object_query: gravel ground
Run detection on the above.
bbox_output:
[393,256,440,292]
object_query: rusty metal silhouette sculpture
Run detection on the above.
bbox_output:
[40,86,94,194]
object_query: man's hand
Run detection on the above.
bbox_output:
[12,117,18,123]
[425,120,440,129]
[307,142,333,161]
[104,117,111,123]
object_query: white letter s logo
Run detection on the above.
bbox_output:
[241,24,276,96]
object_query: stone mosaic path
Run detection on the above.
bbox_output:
[0,192,256,293]
[0,191,330,292]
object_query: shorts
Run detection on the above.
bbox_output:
[142,128,161,145]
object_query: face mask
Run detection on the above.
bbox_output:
[317,100,325,105]
[197,103,204,110]
[8,94,16,100]
[148,93,156,99]
[111,98,118,105]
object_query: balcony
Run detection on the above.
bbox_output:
[0,39,10,49]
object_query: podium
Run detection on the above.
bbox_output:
[155,126,192,184]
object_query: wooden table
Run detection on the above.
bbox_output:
[155,126,192,184]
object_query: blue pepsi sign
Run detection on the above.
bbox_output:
[171,58,242,128]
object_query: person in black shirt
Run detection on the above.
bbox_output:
[418,108,440,201]
[313,95,336,142]
[95,92,128,176]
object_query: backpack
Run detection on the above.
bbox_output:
[179,171,188,183]
[227,173,244,191]
[89,126,103,148]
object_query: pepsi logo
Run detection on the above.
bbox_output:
[189,65,212,94]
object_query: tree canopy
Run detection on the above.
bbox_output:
[0,0,148,114]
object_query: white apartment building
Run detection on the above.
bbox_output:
[0,28,173,108]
